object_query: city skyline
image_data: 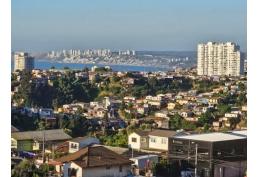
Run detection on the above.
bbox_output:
[12,0,247,52]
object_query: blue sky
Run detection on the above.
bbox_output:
[12,0,247,52]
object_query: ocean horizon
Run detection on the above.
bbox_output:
[11,60,170,72]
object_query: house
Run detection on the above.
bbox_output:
[123,96,136,103]
[225,113,239,119]
[148,130,177,151]
[127,78,135,85]
[136,106,148,115]
[68,136,100,153]
[128,130,149,150]
[208,97,222,106]
[213,121,222,130]
[54,145,132,177]
[145,95,165,108]
[167,102,176,110]
[179,110,193,118]
[176,99,189,105]
[169,130,247,177]
[75,72,88,79]
[130,154,158,170]
[242,105,247,112]
[96,108,106,118]
[153,117,169,129]
[184,117,198,122]
[155,110,169,119]
[146,100,162,108]
[11,129,71,151]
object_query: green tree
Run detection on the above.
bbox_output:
[217,104,231,116]
[198,111,214,126]
[169,113,182,130]
[12,159,50,177]
[13,71,33,106]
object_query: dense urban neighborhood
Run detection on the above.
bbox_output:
[11,56,247,177]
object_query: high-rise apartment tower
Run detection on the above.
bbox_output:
[14,52,34,71]
[197,42,243,76]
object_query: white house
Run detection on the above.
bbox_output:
[128,131,149,150]
[68,136,100,153]
[148,130,177,151]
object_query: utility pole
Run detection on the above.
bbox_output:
[195,144,198,177]
[42,130,45,163]
[42,117,47,164]
[132,147,134,158]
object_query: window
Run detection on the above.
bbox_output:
[161,138,167,144]
[150,137,156,143]
[132,138,137,143]
[70,143,78,149]
[68,168,77,177]
[119,165,123,172]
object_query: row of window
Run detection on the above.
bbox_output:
[70,143,78,149]
[150,137,167,144]
[131,137,167,144]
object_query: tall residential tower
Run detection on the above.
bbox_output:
[197,42,243,76]
[14,52,34,71]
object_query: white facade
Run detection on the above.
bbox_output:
[68,137,100,153]
[14,52,34,71]
[148,135,169,151]
[197,42,243,76]
[128,133,148,150]
[62,162,131,177]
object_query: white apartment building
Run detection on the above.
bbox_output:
[14,52,34,71]
[197,42,243,76]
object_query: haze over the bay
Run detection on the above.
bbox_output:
[12,0,247,52]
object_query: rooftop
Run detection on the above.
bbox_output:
[68,136,97,143]
[130,154,158,160]
[133,130,150,137]
[55,145,132,168]
[149,129,177,137]
[11,129,71,141]
[175,130,247,142]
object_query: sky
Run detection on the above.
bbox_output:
[12,0,247,52]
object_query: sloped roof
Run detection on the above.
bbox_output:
[55,145,132,168]
[11,129,71,141]
[133,130,149,137]
[149,129,177,137]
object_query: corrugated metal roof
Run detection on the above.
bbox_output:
[55,145,132,168]
[175,130,247,142]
